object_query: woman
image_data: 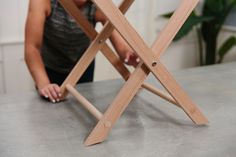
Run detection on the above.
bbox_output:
[25,0,139,103]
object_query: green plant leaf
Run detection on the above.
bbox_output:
[161,11,213,41]
[201,0,234,41]
[218,36,236,63]
[161,12,173,18]
[205,0,226,14]
[233,0,236,5]
[174,14,213,41]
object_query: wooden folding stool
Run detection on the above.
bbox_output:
[58,0,208,146]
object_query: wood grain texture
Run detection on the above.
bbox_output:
[59,0,169,106]
[59,0,208,146]
[85,0,207,146]
[85,63,150,146]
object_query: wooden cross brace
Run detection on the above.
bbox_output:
[58,0,208,146]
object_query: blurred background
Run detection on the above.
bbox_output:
[0,0,235,95]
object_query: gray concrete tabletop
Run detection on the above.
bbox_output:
[0,62,236,157]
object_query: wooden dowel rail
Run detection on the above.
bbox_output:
[100,47,178,106]
[66,84,103,120]
[141,83,180,107]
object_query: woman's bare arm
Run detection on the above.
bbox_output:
[25,0,61,102]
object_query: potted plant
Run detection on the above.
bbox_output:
[163,0,236,65]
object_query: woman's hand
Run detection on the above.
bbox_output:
[38,84,62,103]
[122,50,140,67]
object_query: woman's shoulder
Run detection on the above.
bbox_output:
[28,0,51,17]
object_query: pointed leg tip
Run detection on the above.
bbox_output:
[84,139,96,146]
[194,117,209,125]
[84,138,104,146]
[84,134,107,146]
[84,141,93,147]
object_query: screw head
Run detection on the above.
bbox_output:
[152,61,158,67]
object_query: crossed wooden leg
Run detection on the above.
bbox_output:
[59,0,133,97]
[84,0,208,146]
[59,0,208,146]
[59,0,178,105]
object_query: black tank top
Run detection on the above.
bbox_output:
[41,0,96,74]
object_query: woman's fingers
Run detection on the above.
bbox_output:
[52,84,62,97]
[52,84,62,102]
[130,54,140,67]
[42,87,55,103]
[39,88,48,98]
[124,52,140,67]
[48,85,58,98]
[124,53,130,64]
[39,84,62,103]
[48,85,58,102]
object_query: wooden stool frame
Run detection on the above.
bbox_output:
[58,0,208,146]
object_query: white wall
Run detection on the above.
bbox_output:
[0,0,28,42]
[2,43,34,93]
[0,0,32,94]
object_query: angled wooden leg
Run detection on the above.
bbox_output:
[59,26,108,98]
[92,0,207,122]
[91,0,200,73]
[60,0,208,146]
[85,0,207,146]
[151,62,209,124]
[59,0,134,97]
[60,0,167,103]
[85,64,150,146]
[60,0,169,99]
